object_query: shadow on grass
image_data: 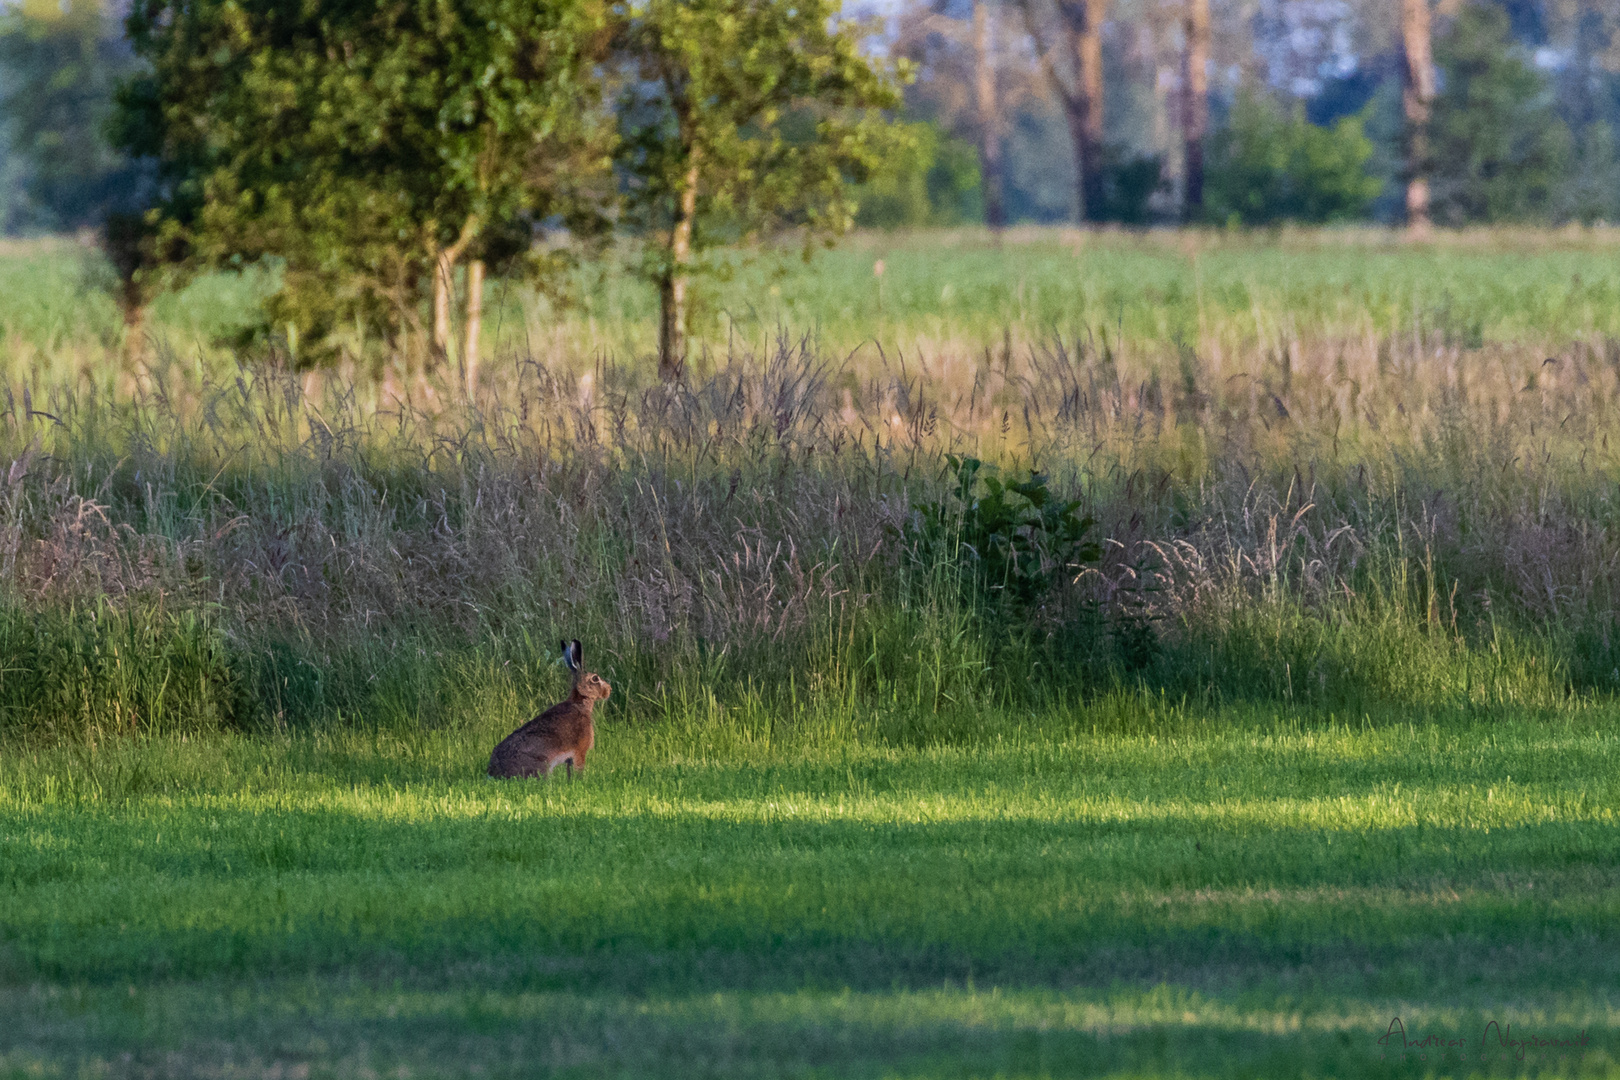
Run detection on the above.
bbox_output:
[2,974,1612,1079]
[3,802,1618,997]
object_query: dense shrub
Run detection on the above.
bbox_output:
[854,122,983,228]
[1203,90,1381,225]
[1098,149,1166,226]
[897,455,1100,615]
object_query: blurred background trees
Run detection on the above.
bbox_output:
[1428,1,1573,222]
[1202,88,1383,224]
[0,0,146,233]
[6,0,1620,240]
[891,0,1620,228]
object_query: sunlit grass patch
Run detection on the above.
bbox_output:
[3,715,1619,1075]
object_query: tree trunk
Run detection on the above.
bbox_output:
[659,152,700,381]
[121,298,146,371]
[433,253,455,361]
[974,0,1005,229]
[1070,0,1107,223]
[431,216,480,366]
[1181,0,1209,218]
[1401,0,1435,233]
[463,258,484,400]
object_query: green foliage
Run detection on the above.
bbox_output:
[1204,89,1381,225]
[107,0,900,366]
[1557,121,1620,225]
[853,121,983,228]
[1099,148,1165,226]
[614,0,902,269]
[112,0,614,363]
[1430,2,1573,224]
[902,455,1100,613]
[0,0,142,232]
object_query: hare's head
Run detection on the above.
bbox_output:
[563,639,612,702]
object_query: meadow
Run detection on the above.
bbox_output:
[2,226,1620,1076]
[3,712,1618,1077]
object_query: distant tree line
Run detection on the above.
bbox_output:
[890,0,1620,230]
[0,0,1617,373]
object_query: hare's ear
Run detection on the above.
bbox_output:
[561,639,577,672]
[569,640,584,671]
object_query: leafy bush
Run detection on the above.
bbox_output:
[900,455,1099,613]
[1099,149,1166,226]
[1204,90,1381,225]
[854,122,983,228]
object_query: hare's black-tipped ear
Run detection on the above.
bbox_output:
[570,639,583,671]
[561,639,577,671]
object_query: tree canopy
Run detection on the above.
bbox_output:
[112,0,615,368]
[612,0,902,377]
[1203,90,1381,226]
[1429,2,1571,225]
[106,0,900,377]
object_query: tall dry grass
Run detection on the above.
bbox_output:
[0,283,1616,743]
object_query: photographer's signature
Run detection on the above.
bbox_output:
[1379,1017,1591,1063]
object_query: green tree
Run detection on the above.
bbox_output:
[113,0,613,376]
[1203,90,1381,226]
[1429,2,1571,224]
[614,0,902,379]
[1558,121,1620,225]
[0,0,143,232]
[853,121,983,229]
[1097,148,1164,227]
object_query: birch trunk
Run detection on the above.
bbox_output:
[463,259,484,400]
[659,152,701,381]
[431,216,480,367]
[121,300,146,371]
[433,253,455,361]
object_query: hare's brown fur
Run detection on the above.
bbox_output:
[488,642,610,779]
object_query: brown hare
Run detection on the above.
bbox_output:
[487,639,610,780]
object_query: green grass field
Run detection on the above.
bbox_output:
[13,226,1620,367]
[4,707,1618,1078]
[4,227,1620,1077]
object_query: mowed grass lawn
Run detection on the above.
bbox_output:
[2,711,1618,1078]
